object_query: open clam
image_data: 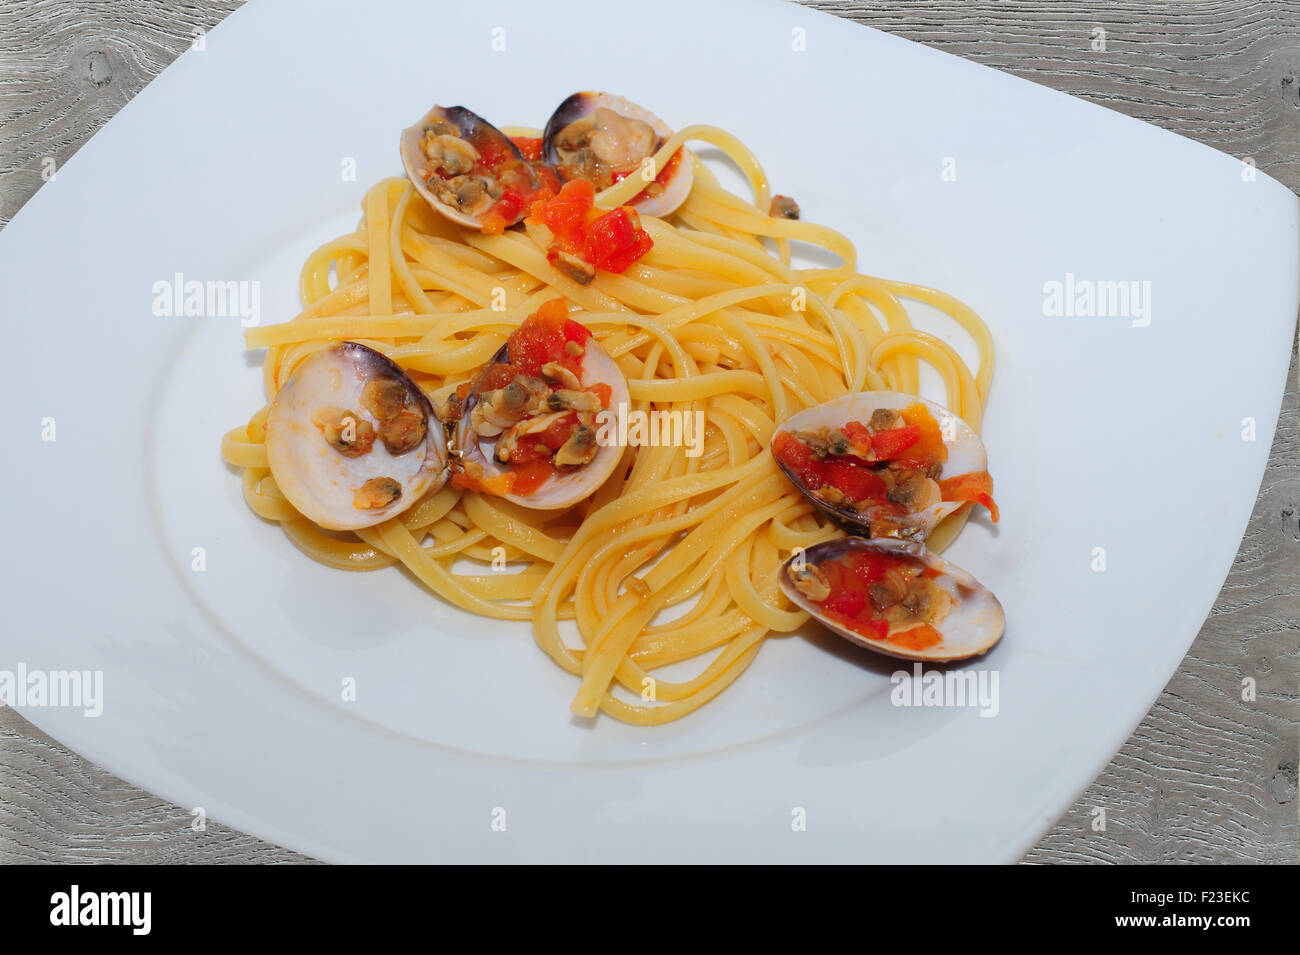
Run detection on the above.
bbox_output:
[450,299,630,509]
[541,92,693,218]
[400,105,551,232]
[772,391,998,542]
[780,537,1005,662]
[265,342,449,530]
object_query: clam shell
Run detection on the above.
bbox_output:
[541,91,693,218]
[773,391,987,541]
[400,104,542,230]
[454,339,630,510]
[265,342,449,530]
[779,537,1005,662]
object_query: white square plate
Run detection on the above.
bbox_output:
[1,0,1295,862]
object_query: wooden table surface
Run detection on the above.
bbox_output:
[1,0,1296,864]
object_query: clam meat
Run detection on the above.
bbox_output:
[450,299,630,509]
[400,105,551,233]
[772,391,998,542]
[542,91,693,218]
[265,342,449,530]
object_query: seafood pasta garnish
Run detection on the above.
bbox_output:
[450,299,630,509]
[773,392,997,542]
[780,537,1005,662]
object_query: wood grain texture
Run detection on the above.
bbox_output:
[0,0,1296,864]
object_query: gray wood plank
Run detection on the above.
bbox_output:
[0,0,1295,864]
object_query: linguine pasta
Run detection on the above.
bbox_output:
[221,122,993,725]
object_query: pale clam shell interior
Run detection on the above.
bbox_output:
[265,343,449,531]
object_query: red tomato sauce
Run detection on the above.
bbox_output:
[772,402,998,524]
[458,133,556,235]
[805,549,943,650]
[450,299,605,498]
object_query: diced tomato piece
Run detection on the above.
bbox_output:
[772,431,825,490]
[818,557,848,595]
[843,421,874,457]
[477,363,515,392]
[588,382,612,409]
[507,459,553,496]
[854,616,890,641]
[870,425,920,460]
[530,179,595,249]
[938,471,999,522]
[823,588,865,619]
[492,190,525,221]
[475,136,507,169]
[533,164,562,197]
[478,191,522,235]
[450,467,512,497]
[826,459,887,505]
[898,403,949,468]
[584,207,653,273]
[507,299,571,375]
[843,550,895,587]
[562,318,592,345]
[887,624,942,651]
[509,136,544,162]
[528,179,653,274]
[509,412,579,465]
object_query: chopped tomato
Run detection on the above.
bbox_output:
[773,431,893,507]
[843,421,874,457]
[509,412,579,465]
[584,207,653,273]
[823,589,865,619]
[527,179,653,276]
[887,624,942,651]
[509,136,544,162]
[825,459,887,504]
[532,179,595,249]
[562,318,592,346]
[772,431,824,490]
[474,135,508,169]
[533,164,562,197]
[477,363,516,392]
[842,549,896,587]
[855,617,890,641]
[870,425,920,460]
[938,471,999,522]
[450,467,513,496]
[588,382,613,409]
[480,191,528,236]
[506,459,553,496]
[811,550,942,645]
[897,403,948,468]
[508,299,580,376]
